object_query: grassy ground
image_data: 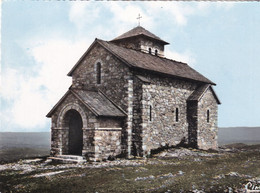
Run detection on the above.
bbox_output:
[0,144,259,193]
[0,147,50,163]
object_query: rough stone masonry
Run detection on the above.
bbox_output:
[47,26,221,161]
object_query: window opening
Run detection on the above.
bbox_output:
[149,48,152,54]
[176,107,179,122]
[155,50,158,56]
[149,105,152,121]
[207,110,210,123]
[96,62,101,84]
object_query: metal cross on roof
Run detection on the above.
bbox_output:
[137,13,142,26]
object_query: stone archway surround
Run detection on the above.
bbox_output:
[57,103,88,155]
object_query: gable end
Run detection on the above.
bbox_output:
[188,84,221,105]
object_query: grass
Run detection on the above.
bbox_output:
[0,144,259,193]
[0,147,49,163]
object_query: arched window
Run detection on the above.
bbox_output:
[175,107,179,122]
[96,62,101,84]
[149,105,152,121]
[207,110,210,123]
[149,48,152,54]
[155,49,158,56]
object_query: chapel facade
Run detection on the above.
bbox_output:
[47,26,221,161]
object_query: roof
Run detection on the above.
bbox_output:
[68,39,215,85]
[111,26,169,45]
[188,84,221,104]
[73,90,126,117]
[98,39,215,85]
[46,89,126,118]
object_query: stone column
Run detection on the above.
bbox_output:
[127,78,133,157]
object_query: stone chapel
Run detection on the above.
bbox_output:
[47,26,221,161]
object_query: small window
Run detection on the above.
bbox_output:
[207,110,210,123]
[96,62,101,84]
[149,48,152,54]
[155,50,158,56]
[175,107,179,122]
[149,105,152,121]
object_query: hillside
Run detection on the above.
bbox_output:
[0,132,50,162]
[218,127,260,145]
[0,144,259,192]
[1,127,260,162]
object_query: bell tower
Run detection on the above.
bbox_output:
[110,26,169,57]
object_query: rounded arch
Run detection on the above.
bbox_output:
[57,103,87,155]
[148,47,152,54]
[65,109,83,155]
[155,49,158,56]
[94,59,103,65]
[57,103,87,128]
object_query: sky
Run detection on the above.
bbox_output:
[1,1,260,132]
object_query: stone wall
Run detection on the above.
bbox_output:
[112,36,165,57]
[81,116,124,161]
[50,92,124,160]
[50,93,94,156]
[71,43,133,155]
[135,72,198,155]
[197,88,218,150]
[93,128,122,161]
[98,117,122,128]
[71,44,131,112]
[132,76,144,156]
[50,40,219,159]
[112,37,142,51]
[140,38,165,57]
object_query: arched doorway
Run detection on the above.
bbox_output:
[64,109,83,155]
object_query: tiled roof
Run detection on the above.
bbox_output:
[98,39,215,85]
[188,84,221,104]
[46,89,126,118]
[111,26,169,45]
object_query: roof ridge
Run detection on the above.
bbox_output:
[96,39,215,85]
[99,39,188,66]
[187,84,220,104]
[111,26,169,45]
[96,39,133,68]
[197,84,211,101]
[46,90,71,117]
[68,39,99,76]
[98,89,127,115]
[72,88,126,117]
[70,89,99,116]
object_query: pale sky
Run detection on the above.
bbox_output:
[1,1,260,132]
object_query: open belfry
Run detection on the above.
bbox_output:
[47,25,220,161]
